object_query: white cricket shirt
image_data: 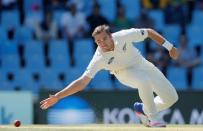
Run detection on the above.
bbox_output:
[83,28,149,78]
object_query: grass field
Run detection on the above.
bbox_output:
[1,124,203,131]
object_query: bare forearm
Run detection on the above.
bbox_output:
[54,78,87,100]
[147,28,165,45]
[147,28,178,59]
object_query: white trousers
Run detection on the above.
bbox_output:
[114,60,179,120]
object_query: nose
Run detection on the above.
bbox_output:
[98,41,105,46]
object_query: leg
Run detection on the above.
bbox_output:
[115,66,169,127]
[147,66,179,112]
[137,80,158,120]
[116,68,159,120]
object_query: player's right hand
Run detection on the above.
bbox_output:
[40,95,59,110]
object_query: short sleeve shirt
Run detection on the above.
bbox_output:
[83,28,148,78]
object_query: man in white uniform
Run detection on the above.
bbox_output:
[40,25,179,127]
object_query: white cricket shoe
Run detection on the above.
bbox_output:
[147,121,166,127]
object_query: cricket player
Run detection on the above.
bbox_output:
[40,25,179,127]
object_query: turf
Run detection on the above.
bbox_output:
[1,124,203,131]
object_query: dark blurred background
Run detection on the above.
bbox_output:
[0,0,203,125]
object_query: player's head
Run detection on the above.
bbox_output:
[92,25,111,37]
[92,25,114,51]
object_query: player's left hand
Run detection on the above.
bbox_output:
[169,47,179,60]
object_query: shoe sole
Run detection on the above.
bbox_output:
[148,122,167,127]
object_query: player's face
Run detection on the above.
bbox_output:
[94,31,114,52]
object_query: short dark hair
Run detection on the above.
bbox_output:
[92,25,111,38]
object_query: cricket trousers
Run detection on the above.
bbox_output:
[114,59,179,120]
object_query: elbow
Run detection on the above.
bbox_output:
[146,28,158,39]
[146,28,153,31]
[78,76,91,91]
[146,28,154,35]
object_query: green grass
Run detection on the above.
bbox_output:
[1,124,203,131]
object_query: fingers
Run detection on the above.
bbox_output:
[40,102,49,110]
[169,47,179,60]
[173,55,178,60]
[49,94,54,97]
[40,103,46,109]
[40,94,60,110]
[171,54,178,60]
[40,99,52,110]
[40,99,48,109]
[173,51,179,60]
[40,98,51,109]
[40,95,57,110]
[40,99,47,104]
[40,95,53,105]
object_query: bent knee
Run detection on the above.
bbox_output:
[169,92,179,105]
[173,92,179,103]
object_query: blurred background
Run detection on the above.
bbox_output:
[0,0,203,125]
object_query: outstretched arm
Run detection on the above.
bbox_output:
[40,75,91,110]
[147,28,179,60]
